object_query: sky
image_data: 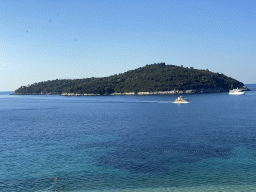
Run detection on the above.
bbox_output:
[0,0,255,91]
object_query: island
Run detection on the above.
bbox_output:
[13,63,249,96]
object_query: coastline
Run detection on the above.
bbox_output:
[61,88,226,96]
[11,86,250,96]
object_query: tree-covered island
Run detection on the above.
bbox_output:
[13,63,248,96]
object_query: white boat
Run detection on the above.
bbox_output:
[174,96,189,103]
[229,88,245,95]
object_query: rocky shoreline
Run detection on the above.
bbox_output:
[11,86,250,96]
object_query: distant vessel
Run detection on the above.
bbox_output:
[174,96,189,103]
[229,88,245,95]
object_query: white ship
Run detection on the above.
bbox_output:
[229,88,245,95]
[174,96,189,103]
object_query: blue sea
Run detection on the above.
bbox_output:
[1,84,256,192]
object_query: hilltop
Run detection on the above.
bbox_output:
[14,63,247,95]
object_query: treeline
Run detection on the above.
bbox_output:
[14,63,244,95]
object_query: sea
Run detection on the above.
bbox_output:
[1,84,256,192]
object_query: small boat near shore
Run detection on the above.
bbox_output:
[229,88,245,95]
[174,96,189,104]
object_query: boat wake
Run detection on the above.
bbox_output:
[172,102,190,104]
[71,98,175,104]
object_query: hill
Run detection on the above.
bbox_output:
[14,63,246,95]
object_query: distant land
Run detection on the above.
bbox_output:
[13,63,249,96]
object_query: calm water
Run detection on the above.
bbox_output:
[1,84,256,192]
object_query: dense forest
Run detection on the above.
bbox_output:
[14,63,244,95]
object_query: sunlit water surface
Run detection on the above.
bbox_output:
[1,84,256,191]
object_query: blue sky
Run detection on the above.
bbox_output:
[0,0,255,91]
